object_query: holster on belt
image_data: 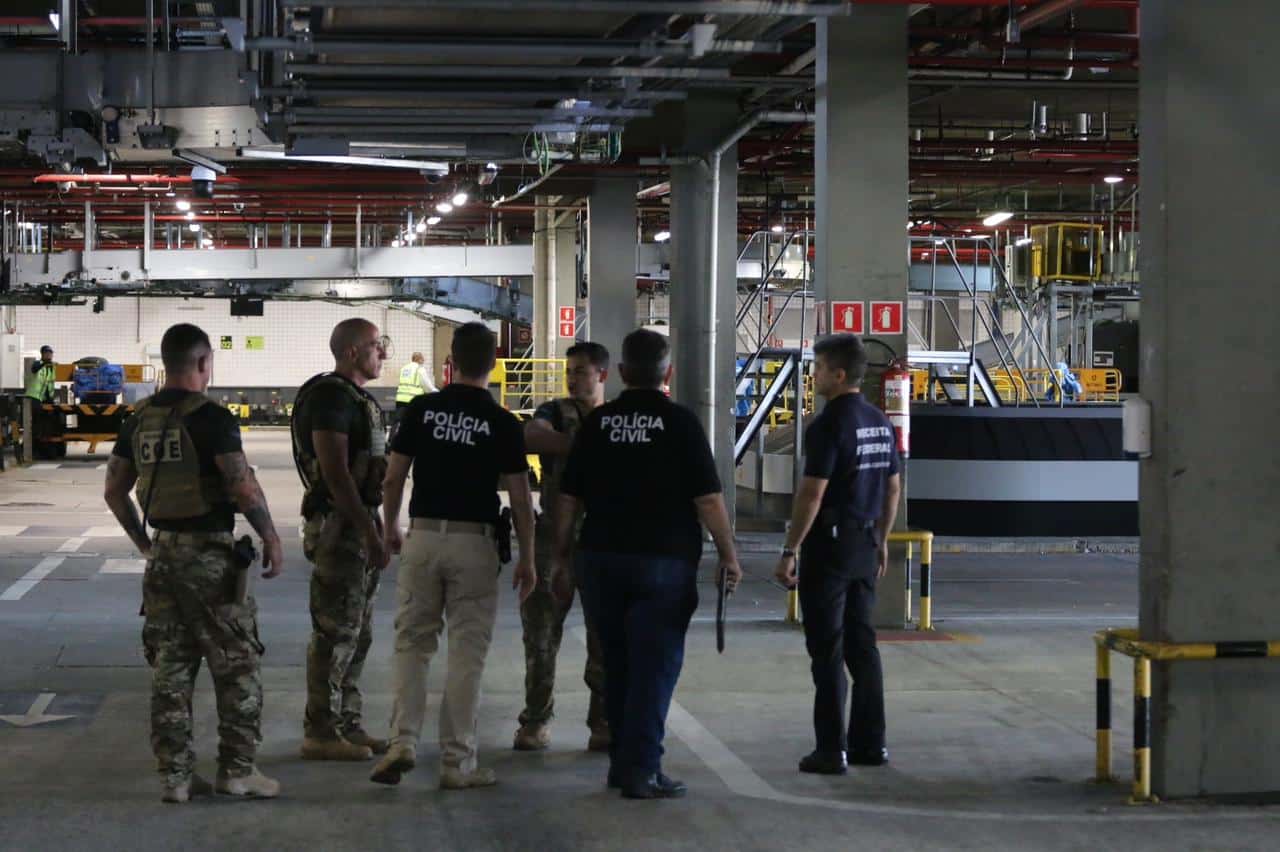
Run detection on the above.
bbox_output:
[495,507,513,567]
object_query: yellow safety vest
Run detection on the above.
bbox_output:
[396,362,427,404]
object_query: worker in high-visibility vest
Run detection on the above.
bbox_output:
[394,352,437,414]
[24,345,56,403]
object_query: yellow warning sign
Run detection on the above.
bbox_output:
[245,336,265,351]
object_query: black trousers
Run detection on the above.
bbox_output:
[799,528,886,757]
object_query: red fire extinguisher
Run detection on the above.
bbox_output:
[442,355,454,387]
[880,357,911,457]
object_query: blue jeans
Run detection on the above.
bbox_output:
[577,551,698,778]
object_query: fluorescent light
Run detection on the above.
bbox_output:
[982,211,1014,227]
[771,224,783,234]
[1015,237,1033,247]
[188,223,201,233]
[426,216,441,226]
[415,221,426,234]
[654,230,671,243]
[236,148,449,173]
[1104,175,1124,184]
[451,192,469,207]
[435,201,453,214]
[184,211,195,221]
[175,199,191,212]
[165,191,175,197]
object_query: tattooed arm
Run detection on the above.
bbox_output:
[103,456,152,557]
[215,450,284,579]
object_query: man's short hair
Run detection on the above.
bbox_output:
[619,328,670,388]
[329,318,376,359]
[39,345,53,355]
[566,341,610,371]
[814,334,869,386]
[451,322,497,378]
[160,323,213,373]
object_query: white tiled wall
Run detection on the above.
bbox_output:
[11,298,437,388]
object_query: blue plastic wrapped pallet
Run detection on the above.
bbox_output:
[73,364,124,397]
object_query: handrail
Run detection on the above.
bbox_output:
[982,236,1064,406]
[940,240,1029,407]
[1093,627,1280,804]
[736,287,812,388]
[735,230,812,330]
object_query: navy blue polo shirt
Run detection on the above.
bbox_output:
[803,391,900,523]
[561,389,721,562]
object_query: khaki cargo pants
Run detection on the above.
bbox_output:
[389,519,499,772]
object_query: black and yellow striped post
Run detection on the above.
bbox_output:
[1132,656,1152,803]
[918,534,934,631]
[1095,639,1112,782]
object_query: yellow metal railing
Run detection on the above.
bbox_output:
[1094,628,1280,804]
[493,358,567,413]
[912,366,1124,405]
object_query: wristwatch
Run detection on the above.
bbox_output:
[781,546,797,558]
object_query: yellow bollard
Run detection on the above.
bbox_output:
[1132,656,1153,803]
[919,533,934,631]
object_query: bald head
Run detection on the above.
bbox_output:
[330,318,378,360]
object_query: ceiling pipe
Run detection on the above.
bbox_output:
[276,0,852,15]
[284,62,732,80]
[1014,0,1088,34]
[285,106,654,119]
[247,36,782,58]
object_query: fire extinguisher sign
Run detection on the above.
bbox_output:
[830,301,864,334]
[870,301,904,335]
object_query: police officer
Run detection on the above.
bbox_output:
[103,323,283,803]
[514,341,611,753]
[291,318,392,762]
[371,321,536,790]
[554,328,742,800]
[774,334,902,775]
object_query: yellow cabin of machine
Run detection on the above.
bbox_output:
[1029,223,1105,283]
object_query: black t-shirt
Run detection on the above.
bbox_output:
[390,384,527,523]
[803,392,901,523]
[294,375,374,457]
[113,390,242,532]
[561,389,721,562]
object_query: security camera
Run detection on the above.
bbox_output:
[191,165,217,199]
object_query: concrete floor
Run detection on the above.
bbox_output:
[1,431,1277,851]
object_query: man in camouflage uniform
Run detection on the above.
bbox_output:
[514,341,612,752]
[291,318,391,761]
[104,323,284,803]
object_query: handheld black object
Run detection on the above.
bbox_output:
[231,535,258,605]
[716,563,728,654]
[495,507,513,566]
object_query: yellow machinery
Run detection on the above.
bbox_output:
[1030,223,1105,283]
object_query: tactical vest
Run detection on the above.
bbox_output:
[131,393,229,521]
[539,397,587,525]
[291,373,388,513]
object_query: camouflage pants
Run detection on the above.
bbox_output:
[303,511,381,740]
[142,531,264,787]
[518,524,607,731]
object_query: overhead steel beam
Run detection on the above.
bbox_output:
[285,105,653,119]
[284,62,732,80]
[247,36,783,57]
[276,0,850,15]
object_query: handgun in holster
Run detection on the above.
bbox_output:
[230,535,258,605]
[495,507,513,567]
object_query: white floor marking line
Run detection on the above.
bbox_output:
[574,630,1278,824]
[0,526,27,537]
[83,526,126,538]
[0,693,75,727]
[57,537,87,553]
[0,557,67,601]
[100,558,146,574]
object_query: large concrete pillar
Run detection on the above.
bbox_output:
[815,7,910,627]
[533,198,579,360]
[670,96,741,510]
[587,178,636,398]
[1140,1,1280,798]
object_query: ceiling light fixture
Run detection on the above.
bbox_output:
[435,201,453,214]
[654,230,671,243]
[175,199,191,212]
[48,12,59,31]
[188,223,200,233]
[185,211,195,221]
[426,216,441,226]
[1015,236,1034,247]
[982,211,1014,227]
[771,224,784,234]
[451,192,469,207]
[1104,175,1124,184]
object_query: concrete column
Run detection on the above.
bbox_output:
[669,96,741,514]
[815,8,910,628]
[1140,1,1280,798]
[587,178,636,398]
[534,200,581,361]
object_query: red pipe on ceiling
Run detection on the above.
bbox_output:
[908,55,1137,70]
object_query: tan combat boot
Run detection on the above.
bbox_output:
[215,767,281,799]
[344,728,390,755]
[370,742,417,786]
[513,723,551,751]
[161,772,214,804]
[439,766,498,790]
[300,736,373,761]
